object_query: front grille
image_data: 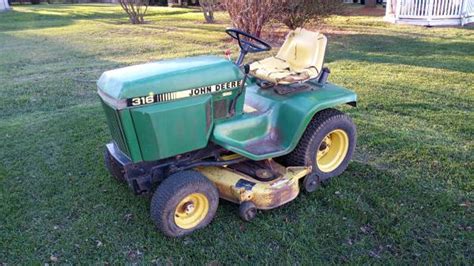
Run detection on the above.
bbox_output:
[101,101,130,156]
[214,99,228,119]
[206,102,212,130]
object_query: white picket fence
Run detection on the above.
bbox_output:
[385,0,474,26]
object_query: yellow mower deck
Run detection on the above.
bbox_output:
[197,161,311,210]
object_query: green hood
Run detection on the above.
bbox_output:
[97,55,244,100]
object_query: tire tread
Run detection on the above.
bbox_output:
[150,170,218,237]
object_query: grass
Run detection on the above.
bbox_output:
[0,3,473,264]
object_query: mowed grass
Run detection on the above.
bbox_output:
[0,4,473,264]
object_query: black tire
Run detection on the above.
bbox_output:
[282,108,356,181]
[239,201,257,222]
[150,170,219,237]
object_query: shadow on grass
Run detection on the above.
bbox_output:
[0,8,126,31]
[326,33,474,73]
[0,31,122,118]
[1,4,196,32]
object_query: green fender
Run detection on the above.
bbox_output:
[211,80,357,161]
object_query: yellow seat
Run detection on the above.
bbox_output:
[250,28,327,85]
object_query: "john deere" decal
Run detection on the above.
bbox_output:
[127,80,243,107]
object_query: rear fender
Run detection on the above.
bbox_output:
[211,82,356,160]
[276,83,357,154]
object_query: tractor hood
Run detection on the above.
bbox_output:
[97,55,244,101]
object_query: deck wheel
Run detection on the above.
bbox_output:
[303,174,320,193]
[239,201,257,222]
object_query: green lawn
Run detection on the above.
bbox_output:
[0,4,473,264]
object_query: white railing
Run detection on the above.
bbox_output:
[461,0,474,24]
[386,0,474,25]
[0,0,10,11]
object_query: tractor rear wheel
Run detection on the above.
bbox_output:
[150,170,219,237]
[282,108,356,181]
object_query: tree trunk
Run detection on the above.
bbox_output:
[203,4,214,23]
[203,9,214,23]
[200,2,215,23]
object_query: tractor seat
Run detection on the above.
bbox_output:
[250,28,327,85]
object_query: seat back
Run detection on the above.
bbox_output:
[276,28,327,73]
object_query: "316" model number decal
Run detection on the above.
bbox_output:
[126,80,243,107]
[127,95,156,106]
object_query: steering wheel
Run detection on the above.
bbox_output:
[226,28,272,54]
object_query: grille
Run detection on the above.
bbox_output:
[213,99,228,119]
[206,102,212,130]
[101,101,130,156]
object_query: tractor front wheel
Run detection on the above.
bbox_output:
[283,108,356,181]
[150,170,219,237]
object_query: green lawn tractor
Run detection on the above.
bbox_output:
[98,28,357,237]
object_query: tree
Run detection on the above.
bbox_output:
[199,0,217,23]
[277,0,343,30]
[222,0,278,38]
[119,0,149,24]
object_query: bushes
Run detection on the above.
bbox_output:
[117,0,343,28]
[222,0,276,37]
[278,0,343,30]
[223,0,343,37]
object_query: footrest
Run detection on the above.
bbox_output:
[274,84,312,95]
[244,139,284,155]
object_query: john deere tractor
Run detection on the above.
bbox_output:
[99,28,357,237]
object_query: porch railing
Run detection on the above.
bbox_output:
[386,0,474,25]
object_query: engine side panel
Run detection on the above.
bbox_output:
[130,96,213,161]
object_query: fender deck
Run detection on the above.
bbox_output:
[211,80,357,160]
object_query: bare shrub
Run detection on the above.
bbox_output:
[119,0,149,24]
[277,0,343,30]
[222,0,278,38]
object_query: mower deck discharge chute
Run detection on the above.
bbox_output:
[98,28,357,237]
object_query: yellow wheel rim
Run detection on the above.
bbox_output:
[316,129,349,173]
[174,193,209,229]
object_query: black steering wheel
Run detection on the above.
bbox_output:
[226,28,272,54]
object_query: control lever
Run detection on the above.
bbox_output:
[318,67,330,84]
[229,64,250,117]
